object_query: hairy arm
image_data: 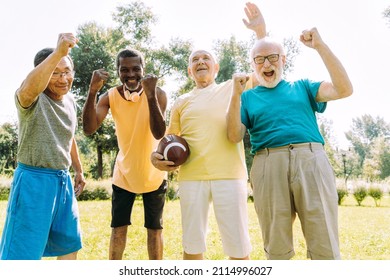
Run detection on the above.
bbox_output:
[300,28,353,102]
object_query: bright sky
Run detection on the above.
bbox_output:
[1,0,390,149]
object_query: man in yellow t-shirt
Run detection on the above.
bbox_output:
[82,49,167,260]
[151,2,265,260]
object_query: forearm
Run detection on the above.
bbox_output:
[254,25,266,39]
[317,44,353,99]
[70,138,83,173]
[17,51,63,106]
[147,96,166,140]
[82,91,99,135]
[227,93,245,143]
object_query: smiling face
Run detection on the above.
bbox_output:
[251,39,286,88]
[188,50,219,88]
[45,57,74,100]
[118,56,144,91]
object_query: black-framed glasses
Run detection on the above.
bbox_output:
[253,54,280,65]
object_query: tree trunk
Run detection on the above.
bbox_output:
[97,145,103,179]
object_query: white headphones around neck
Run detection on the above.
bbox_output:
[123,85,142,102]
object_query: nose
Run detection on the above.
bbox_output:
[263,58,272,67]
[197,58,206,64]
[57,74,68,82]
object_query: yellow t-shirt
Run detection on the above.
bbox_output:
[168,80,247,181]
[109,87,166,193]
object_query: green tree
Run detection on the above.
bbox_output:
[317,115,338,173]
[214,35,253,83]
[112,1,157,48]
[0,122,18,174]
[383,6,390,27]
[71,22,126,178]
[364,137,390,180]
[345,115,390,169]
[281,37,301,78]
[72,22,128,102]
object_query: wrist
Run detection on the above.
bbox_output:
[88,88,99,96]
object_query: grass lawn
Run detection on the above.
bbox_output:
[1,195,389,260]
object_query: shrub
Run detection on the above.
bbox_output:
[0,187,10,200]
[353,186,367,206]
[166,185,179,201]
[78,187,110,201]
[337,188,348,205]
[368,187,384,207]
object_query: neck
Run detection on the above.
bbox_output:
[44,90,63,101]
[195,80,214,89]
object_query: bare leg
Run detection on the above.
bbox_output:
[183,251,203,260]
[57,251,77,260]
[109,225,128,260]
[147,229,163,260]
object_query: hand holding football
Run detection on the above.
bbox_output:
[156,134,190,167]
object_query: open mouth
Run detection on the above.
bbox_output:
[263,70,275,77]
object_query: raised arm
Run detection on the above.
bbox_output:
[82,69,110,135]
[300,28,353,102]
[243,2,266,39]
[16,33,78,108]
[227,73,249,143]
[142,74,167,140]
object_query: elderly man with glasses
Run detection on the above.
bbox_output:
[0,33,85,260]
[227,28,353,260]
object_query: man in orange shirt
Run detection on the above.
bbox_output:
[82,49,167,260]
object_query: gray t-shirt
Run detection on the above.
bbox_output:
[15,92,77,170]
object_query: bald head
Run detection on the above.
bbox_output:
[250,37,285,61]
[187,49,220,88]
[189,49,218,64]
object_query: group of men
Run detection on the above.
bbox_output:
[0,2,352,260]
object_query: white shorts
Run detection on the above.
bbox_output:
[178,179,252,258]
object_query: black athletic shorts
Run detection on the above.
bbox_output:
[110,180,167,229]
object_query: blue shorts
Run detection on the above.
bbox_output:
[0,163,82,260]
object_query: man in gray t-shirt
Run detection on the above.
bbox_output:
[0,33,86,260]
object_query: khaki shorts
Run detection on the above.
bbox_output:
[250,143,340,260]
[179,179,252,258]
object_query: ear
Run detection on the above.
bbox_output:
[188,66,194,80]
[250,61,256,71]
[281,55,287,66]
[214,63,220,73]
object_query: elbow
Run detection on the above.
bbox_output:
[153,126,167,140]
[83,129,94,136]
[340,86,353,99]
[153,131,166,140]
[346,85,353,97]
[341,81,354,98]
[82,125,96,136]
[227,131,243,143]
